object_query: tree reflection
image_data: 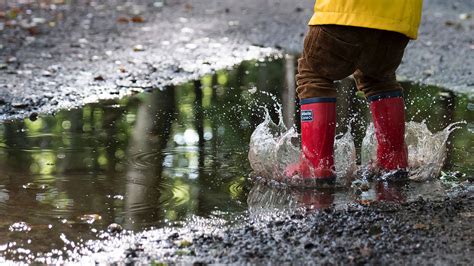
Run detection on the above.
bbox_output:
[124,87,176,229]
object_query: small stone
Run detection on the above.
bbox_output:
[94,75,105,81]
[133,45,145,52]
[42,70,53,77]
[6,57,17,64]
[423,69,434,77]
[29,112,38,121]
[32,17,46,24]
[168,232,179,239]
[107,223,123,234]
[78,38,88,44]
[11,102,29,108]
[154,1,164,8]
[459,13,471,20]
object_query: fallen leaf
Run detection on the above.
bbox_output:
[131,16,145,23]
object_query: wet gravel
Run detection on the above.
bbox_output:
[20,182,472,264]
[0,0,473,121]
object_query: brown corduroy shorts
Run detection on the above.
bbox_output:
[296,25,410,99]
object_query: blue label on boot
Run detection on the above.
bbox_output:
[301,110,313,122]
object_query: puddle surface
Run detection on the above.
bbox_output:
[0,57,472,261]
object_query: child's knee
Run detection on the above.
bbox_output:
[354,70,403,98]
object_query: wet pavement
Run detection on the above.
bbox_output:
[0,0,473,122]
[0,58,472,263]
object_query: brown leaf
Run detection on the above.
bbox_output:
[131,16,145,23]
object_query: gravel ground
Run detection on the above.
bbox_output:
[0,0,473,121]
[16,182,472,265]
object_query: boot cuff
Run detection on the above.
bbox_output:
[367,91,403,102]
[300,97,337,105]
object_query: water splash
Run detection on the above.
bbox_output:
[248,108,357,186]
[362,121,466,181]
[249,107,465,185]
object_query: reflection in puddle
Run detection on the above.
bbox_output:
[248,179,448,213]
[0,57,472,262]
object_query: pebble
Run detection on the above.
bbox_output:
[133,45,145,52]
[107,223,123,234]
[29,112,38,121]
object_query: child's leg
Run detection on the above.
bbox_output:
[354,31,410,175]
[293,25,361,180]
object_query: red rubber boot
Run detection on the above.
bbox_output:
[286,97,336,182]
[369,92,408,175]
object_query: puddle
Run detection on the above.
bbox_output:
[0,57,472,262]
[248,179,448,214]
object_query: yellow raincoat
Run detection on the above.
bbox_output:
[309,0,423,39]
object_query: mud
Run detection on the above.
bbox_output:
[0,0,473,121]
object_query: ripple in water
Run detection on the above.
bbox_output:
[249,108,464,185]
